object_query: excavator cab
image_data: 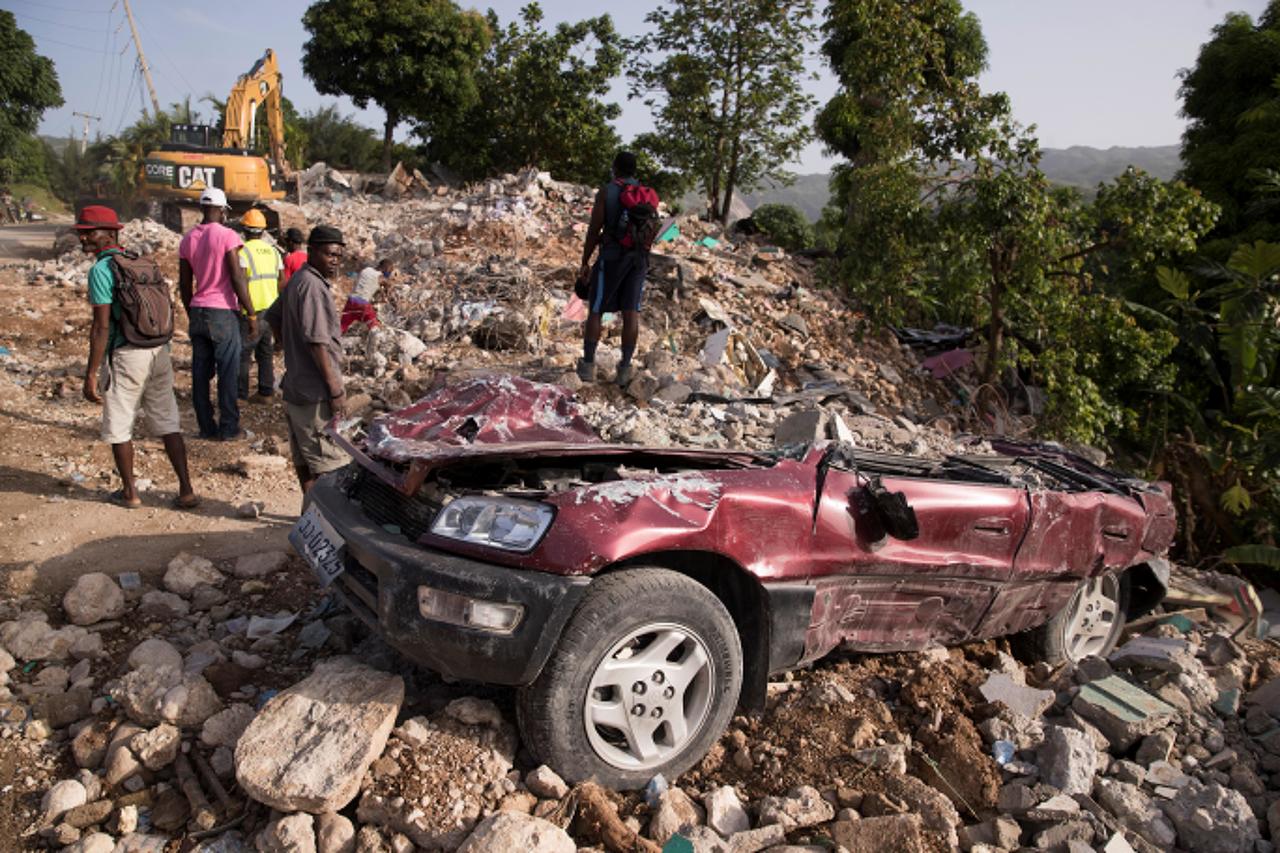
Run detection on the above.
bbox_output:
[141,50,303,236]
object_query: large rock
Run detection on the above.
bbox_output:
[111,666,223,727]
[63,573,125,625]
[235,659,404,813]
[316,813,356,853]
[649,789,704,844]
[703,785,749,837]
[1160,780,1260,853]
[756,785,834,830]
[0,614,94,661]
[42,778,87,824]
[457,813,574,853]
[1038,724,1098,795]
[257,812,316,853]
[232,551,289,579]
[979,672,1054,718]
[164,552,224,595]
[201,704,256,749]
[1071,675,1178,751]
[830,815,926,853]
[1095,778,1176,849]
[131,724,180,771]
[128,639,183,672]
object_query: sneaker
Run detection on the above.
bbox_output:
[576,358,596,382]
[615,363,634,386]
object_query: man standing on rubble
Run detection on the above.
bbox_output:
[341,258,392,333]
[576,151,648,386]
[265,225,351,495]
[236,209,284,400]
[178,187,253,440]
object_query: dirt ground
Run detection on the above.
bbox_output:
[0,233,298,597]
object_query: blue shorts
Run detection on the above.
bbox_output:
[588,251,647,314]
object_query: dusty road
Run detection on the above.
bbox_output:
[0,225,298,595]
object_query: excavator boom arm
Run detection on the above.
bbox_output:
[222,49,289,172]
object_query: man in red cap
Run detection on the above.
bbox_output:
[79,206,198,510]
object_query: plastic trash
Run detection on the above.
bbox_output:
[246,612,298,639]
[117,572,142,590]
[992,739,1015,765]
[644,773,668,808]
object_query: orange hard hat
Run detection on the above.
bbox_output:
[240,208,267,230]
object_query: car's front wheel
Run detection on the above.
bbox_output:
[516,568,742,790]
[1015,571,1129,665]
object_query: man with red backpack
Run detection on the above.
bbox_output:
[79,206,198,510]
[576,151,661,386]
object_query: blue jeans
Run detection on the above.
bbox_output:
[189,307,241,438]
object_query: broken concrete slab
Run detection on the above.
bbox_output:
[980,672,1054,719]
[1070,675,1179,751]
[1108,637,1197,673]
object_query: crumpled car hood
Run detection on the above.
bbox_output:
[336,375,767,493]
[362,375,601,463]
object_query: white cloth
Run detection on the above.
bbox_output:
[353,267,381,302]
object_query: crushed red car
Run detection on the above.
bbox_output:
[289,376,1176,789]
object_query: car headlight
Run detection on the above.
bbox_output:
[430,496,554,552]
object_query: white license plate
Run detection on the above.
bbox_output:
[290,505,347,587]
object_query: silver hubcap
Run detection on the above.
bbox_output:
[584,622,714,771]
[1063,574,1122,661]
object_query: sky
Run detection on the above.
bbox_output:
[7,0,1272,174]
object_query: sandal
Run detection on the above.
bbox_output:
[109,489,143,509]
[173,494,201,510]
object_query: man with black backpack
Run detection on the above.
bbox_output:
[575,151,661,387]
[79,206,198,510]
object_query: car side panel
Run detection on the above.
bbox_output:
[794,469,1030,657]
[1012,490,1151,580]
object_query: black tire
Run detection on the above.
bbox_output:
[1013,571,1130,666]
[516,568,742,790]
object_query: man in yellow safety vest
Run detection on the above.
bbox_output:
[237,209,285,400]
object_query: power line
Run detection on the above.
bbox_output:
[134,15,195,94]
[8,1,110,13]
[13,10,105,33]
[25,32,110,54]
[90,6,114,120]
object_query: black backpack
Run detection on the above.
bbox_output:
[110,251,174,347]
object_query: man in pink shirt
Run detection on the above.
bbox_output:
[178,187,254,440]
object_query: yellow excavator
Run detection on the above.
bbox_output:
[142,50,303,233]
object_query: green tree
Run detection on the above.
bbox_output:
[0,11,63,183]
[820,0,1220,444]
[296,105,382,171]
[428,4,622,184]
[301,0,489,171]
[751,203,814,251]
[628,0,817,224]
[1179,1,1280,248]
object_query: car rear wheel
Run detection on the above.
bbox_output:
[1014,572,1129,665]
[516,568,742,790]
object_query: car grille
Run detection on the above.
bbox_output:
[348,467,442,541]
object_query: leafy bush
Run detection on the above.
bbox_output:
[752,203,814,251]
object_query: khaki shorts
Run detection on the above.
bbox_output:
[285,400,350,476]
[100,345,182,445]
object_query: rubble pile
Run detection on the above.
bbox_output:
[1,543,1277,852]
[289,167,984,457]
[28,220,182,291]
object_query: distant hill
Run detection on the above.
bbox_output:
[727,145,1183,222]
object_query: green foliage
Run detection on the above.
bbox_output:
[296,105,382,171]
[751,204,814,252]
[301,0,489,170]
[427,3,622,183]
[628,0,817,224]
[1179,2,1280,246]
[1223,544,1280,568]
[818,0,1219,446]
[427,4,623,184]
[0,12,63,184]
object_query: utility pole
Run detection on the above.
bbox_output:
[120,0,162,118]
[71,112,101,154]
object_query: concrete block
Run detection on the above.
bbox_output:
[980,672,1055,719]
[1070,675,1179,751]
